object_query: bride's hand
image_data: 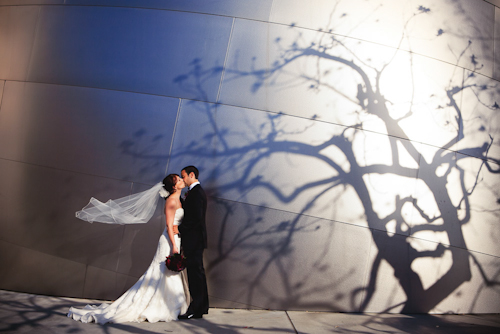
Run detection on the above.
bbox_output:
[172,246,179,254]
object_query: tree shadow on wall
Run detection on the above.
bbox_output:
[122,4,500,313]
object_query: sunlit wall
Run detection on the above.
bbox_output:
[0,0,499,314]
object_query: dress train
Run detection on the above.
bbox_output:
[68,209,187,324]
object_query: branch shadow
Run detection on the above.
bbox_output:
[117,3,500,314]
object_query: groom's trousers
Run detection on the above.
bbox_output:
[186,248,209,314]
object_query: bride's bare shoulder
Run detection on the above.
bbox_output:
[166,196,182,210]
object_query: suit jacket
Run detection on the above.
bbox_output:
[179,184,207,253]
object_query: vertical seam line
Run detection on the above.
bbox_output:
[25,5,43,82]
[164,98,183,175]
[216,17,235,104]
[0,80,6,112]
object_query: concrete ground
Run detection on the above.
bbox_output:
[1,290,499,333]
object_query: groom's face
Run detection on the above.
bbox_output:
[181,170,193,187]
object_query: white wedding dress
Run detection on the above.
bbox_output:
[68,208,188,324]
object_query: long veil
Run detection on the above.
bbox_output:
[76,182,166,225]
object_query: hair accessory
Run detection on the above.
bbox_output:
[159,188,170,198]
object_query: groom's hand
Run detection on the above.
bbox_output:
[173,225,179,234]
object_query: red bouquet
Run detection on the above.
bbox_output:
[165,253,187,272]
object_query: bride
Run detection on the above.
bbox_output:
[68,174,188,324]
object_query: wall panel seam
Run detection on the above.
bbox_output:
[209,196,500,259]
[0,80,5,112]
[1,4,497,82]
[216,17,235,104]
[24,5,43,82]
[484,0,500,9]
[0,238,143,280]
[0,3,271,22]
[0,79,497,167]
[492,7,500,80]
[0,156,154,186]
[164,98,183,175]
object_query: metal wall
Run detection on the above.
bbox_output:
[0,0,499,313]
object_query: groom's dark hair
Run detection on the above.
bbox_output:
[182,165,199,179]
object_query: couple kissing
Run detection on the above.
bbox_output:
[69,165,209,324]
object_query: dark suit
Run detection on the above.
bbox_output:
[179,184,209,315]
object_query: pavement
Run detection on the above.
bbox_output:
[1,290,500,333]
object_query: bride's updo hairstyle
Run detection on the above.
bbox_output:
[162,174,179,195]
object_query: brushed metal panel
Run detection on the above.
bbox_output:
[0,158,133,271]
[0,1,63,4]
[167,100,218,184]
[0,6,39,80]
[400,0,494,78]
[0,81,178,183]
[379,53,464,150]
[360,230,411,313]
[219,19,473,150]
[455,70,500,161]
[115,214,165,277]
[408,239,500,313]
[82,265,134,300]
[205,198,372,312]
[0,240,86,297]
[0,80,4,104]
[487,0,500,7]
[65,0,274,21]
[424,248,500,313]
[219,19,353,122]
[352,132,419,235]
[173,101,421,231]
[410,145,500,257]
[360,229,496,313]
[495,7,500,80]
[27,6,232,101]
[270,0,407,49]
[458,151,500,258]
[208,296,254,309]
[270,0,494,77]
[410,146,463,249]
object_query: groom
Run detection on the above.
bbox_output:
[177,166,209,319]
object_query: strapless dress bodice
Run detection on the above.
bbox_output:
[173,208,184,226]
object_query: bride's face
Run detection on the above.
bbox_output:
[175,176,186,190]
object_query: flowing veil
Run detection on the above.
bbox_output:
[76,182,167,225]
